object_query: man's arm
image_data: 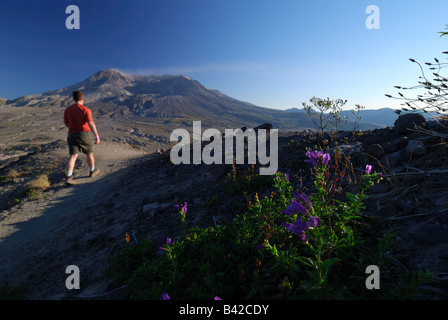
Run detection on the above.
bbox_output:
[89,121,100,144]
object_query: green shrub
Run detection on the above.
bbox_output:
[103,238,157,285]
[0,282,29,300]
[104,151,434,299]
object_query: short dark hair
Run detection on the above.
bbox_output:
[72,90,84,102]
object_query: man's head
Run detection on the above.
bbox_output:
[72,90,84,103]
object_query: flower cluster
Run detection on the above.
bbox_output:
[272,171,289,182]
[305,149,330,166]
[160,293,170,300]
[281,192,320,243]
[158,238,175,251]
[175,202,187,225]
[175,202,187,215]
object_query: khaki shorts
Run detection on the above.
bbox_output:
[67,132,94,155]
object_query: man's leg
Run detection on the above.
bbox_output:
[86,153,100,177]
[66,154,78,185]
[86,153,95,171]
[66,154,79,177]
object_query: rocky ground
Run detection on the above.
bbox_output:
[0,113,448,299]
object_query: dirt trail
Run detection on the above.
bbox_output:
[0,141,147,299]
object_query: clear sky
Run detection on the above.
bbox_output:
[1,0,447,110]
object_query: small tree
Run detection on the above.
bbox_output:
[302,97,365,141]
[386,26,448,117]
[302,97,347,138]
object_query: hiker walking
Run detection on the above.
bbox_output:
[64,90,100,185]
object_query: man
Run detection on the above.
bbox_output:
[64,90,100,185]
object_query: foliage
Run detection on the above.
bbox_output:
[103,238,157,284]
[0,282,29,300]
[22,174,50,200]
[104,96,435,299]
[387,26,448,115]
[302,96,365,139]
[105,156,434,300]
[439,24,448,37]
[226,163,273,195]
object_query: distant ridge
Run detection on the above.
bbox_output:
[5,69,385,131]
[283,107,399,128]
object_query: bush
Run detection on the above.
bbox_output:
[27,174,50,190]
[21,174,50,200]
[104,149,434,300]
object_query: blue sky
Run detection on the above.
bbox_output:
[1,0,447,110]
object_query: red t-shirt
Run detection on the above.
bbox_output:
[64,103,93,134]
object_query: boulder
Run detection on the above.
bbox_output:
[380,151,402,169]
[394,113,427,136]
[366,144,386,160]
[406,140,426,156]
[382,141,396,153]
[409,222,448,244]
[254,123,274,132]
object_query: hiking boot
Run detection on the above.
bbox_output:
[89,169,100,178]
[66,175,76,185]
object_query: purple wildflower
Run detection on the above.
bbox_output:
[160,293,170,300]
[175,202,188,217]
[281,221,309,238]
[272,172,289,182]
[214,296,222,300]
[175,202,187,214]
[293,191,313,211]
[305,150,320,166]
[256,244,266,250]
[305,216,320,229]
[365,164,372,175]
[282,200,308,215]
[158,238,174,251]
[281,215,320,243]
[283,191,314,216]
[305,149,331,166]
[322,153,331,165]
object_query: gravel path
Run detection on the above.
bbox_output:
[0,141,147,299]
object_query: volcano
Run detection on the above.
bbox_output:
[6,69,316,130]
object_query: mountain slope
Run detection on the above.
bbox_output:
[341,108,398,127]
[5,69,310,130]
[5,69,386,132]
